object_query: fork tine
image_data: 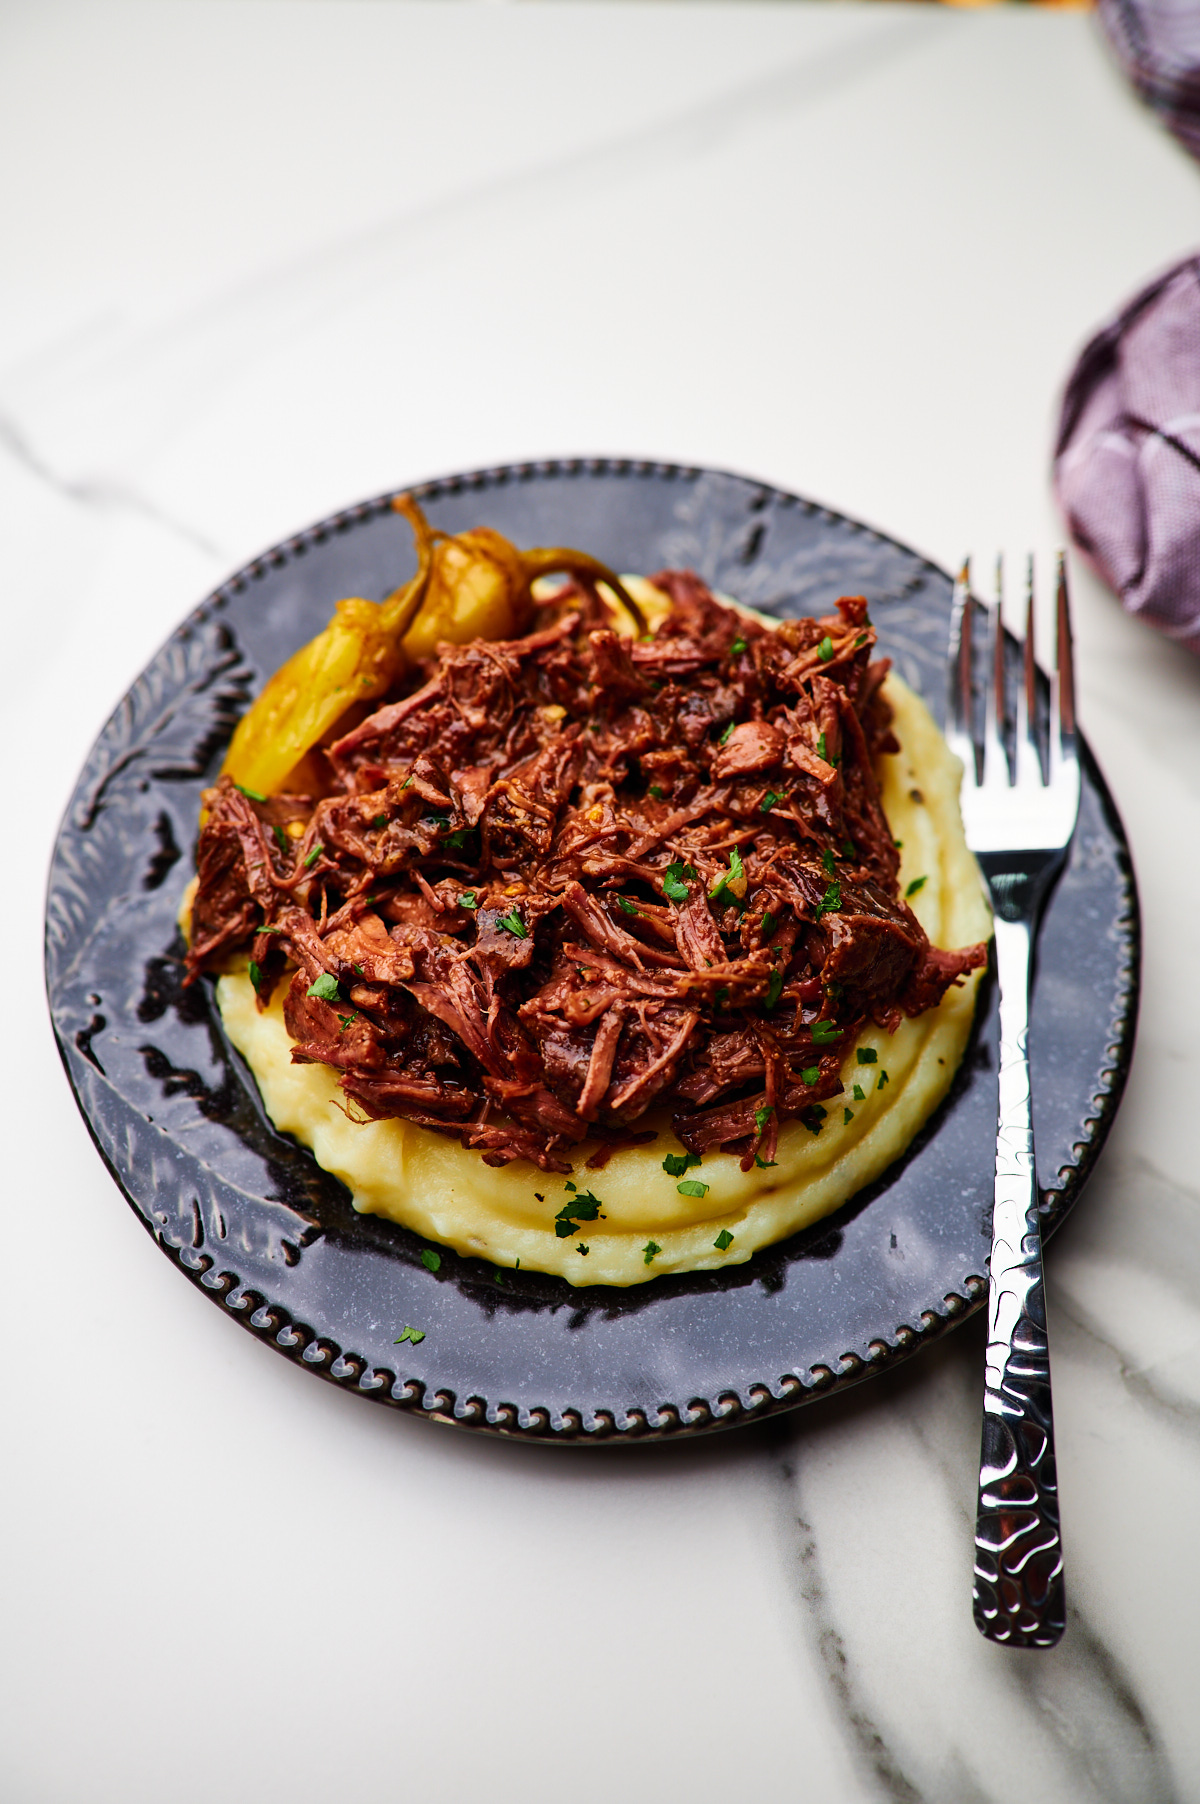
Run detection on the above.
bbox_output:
[947,559,976,777]
[983,556,1010,787]
[1015,556,1041,788]
[1050,553,1078,785]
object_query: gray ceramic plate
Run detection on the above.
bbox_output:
[45,459,1138,1441]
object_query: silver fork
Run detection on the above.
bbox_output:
[946,553,1080,1649]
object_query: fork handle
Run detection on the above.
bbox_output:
[973,912,1066,1647]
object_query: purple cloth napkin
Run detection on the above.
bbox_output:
[1098,0,1200,158]
[1054,254,1200,653]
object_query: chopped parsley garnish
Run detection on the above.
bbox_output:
[855,632,869,647]
[718,720,736,746]
[709,845,745,904]
[460,891,478,910]
[677,1178,709,1198]
[852,1083,867,1102]
[307,972,341,1003]
[373,814,387,829]
[643,1240,661,1265]
[493,1267,506,1285]
[577,1244,589,1256]
[844,1108,854,1125]
[272,824,289,854]
[760,790,783,813]
[754,1153,778,1169]
[255,924,284,935]
[663,872,689,903]
[648,784,665,800]
[815,880,841,919]
[423,813,450,831]
[906,876,927,898]
[822,848,836,875]
[817,635,834,662]
[842,838,856,858]
[713,1229,735,1252]
[816,731,828,761]
[555,1189,603,1237]
[445,828,474,850]
[754,1106,773,1134]
[303,842,325,868]
[811,1020,841,1044]
[393,1325,425,1345]
[801,1104,827,1135]
[663,1150,701,1177]
[857,1047,878,1064]
[337,1012,359,1031]
[497,909,527,938]
[801,1065,820,1086]
[761,910,776,938]
[763,969,784,1011]
[233,782,267,802]
[248,960,262,991]
[420,1249,442,1273]
[616,895,639,916]
[714,986,730,1008]
[730,637,747,655]
[878,1070,890,1090]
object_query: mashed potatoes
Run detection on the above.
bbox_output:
[215,669,990,1286]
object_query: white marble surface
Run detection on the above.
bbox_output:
[6,3,1200,1799]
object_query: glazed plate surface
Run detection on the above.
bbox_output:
[45,460,1139,1440]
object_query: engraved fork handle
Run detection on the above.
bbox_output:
[972,907,1066,1647]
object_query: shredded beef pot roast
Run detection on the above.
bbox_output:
[188,572,985,1175]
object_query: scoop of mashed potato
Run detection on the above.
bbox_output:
[215,667,990,1286]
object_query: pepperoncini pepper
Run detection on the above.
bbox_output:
[221,494,646,797]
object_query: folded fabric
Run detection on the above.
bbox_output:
[1054,254,1200,653]
[1097,0,1200,159]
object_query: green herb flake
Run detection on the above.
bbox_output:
[717,720,736,748]
[677,1178,709,1198]
[616,895,639,916]
[754,1154,778,1170]
[248,960,262,991]
[304,842,325,869]
[446,828,473,851]
[307,972,341,1003]
[337,1012,358,1031]
[372,814,387,829]
[648,785,665,800]
[821,848,836,875]
[878,1070,890,1090]
[393,1325,425,1346]
[420,1248,442,1273]
[714,1229,735,1252]
[852,1083,867,1102]
[801,1065,820,1086]
[663,1151,701,1178]
[272,824,290,854]
[497,909,527,939]
[844,1108,854,1126]
[816,731,828,761]
[642,1240,661,1266]
[761,910,776,938]
[460,891,478,910]
[906,876,927,898]
[763,969,784,1012]
[730,637,748,655]
[662,873,689,903]
[817,635,835,662]
[855,632,869,647]
[714,986,730,1008]
[856,1047,878,1065]
[760,790,782,813]
[577,1244,590,1256]
[493,1268,506,1285]
[709,845,745,904]
[815,880,842,920]
[402,776,414,790]
[555,1189,603,1236]
[811,1020,841,1045]
[841,839,856,859]
[754,1106,773,1134]
[233,782,267,802]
